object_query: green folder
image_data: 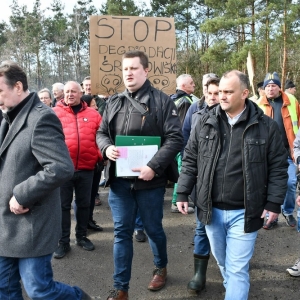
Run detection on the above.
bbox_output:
[115,135,161,148]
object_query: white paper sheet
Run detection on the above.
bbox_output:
[116,145,158,177]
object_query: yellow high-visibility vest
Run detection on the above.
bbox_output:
[258,94,298,134]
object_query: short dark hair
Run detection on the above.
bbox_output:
[81,94,93,106]
[122,50,149,69]
[0,60,28,91]
[222,70,250,90]
[206,77,220,88]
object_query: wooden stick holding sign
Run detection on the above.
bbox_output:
[246,51,256,98]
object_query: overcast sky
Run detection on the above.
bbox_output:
[1,0,150,23]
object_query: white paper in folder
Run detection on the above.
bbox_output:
[116,145,158,177]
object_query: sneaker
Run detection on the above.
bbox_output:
[53,243,71,259]
[171,203,194,214]
[263,219,278,230]
[99,179,106,187]
[75,237,95,251]
[134,230,146,242]
[281,209,296,227]
[286,258,300,276]
[88,220,103,231]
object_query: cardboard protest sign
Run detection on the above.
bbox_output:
[89,16,177,96]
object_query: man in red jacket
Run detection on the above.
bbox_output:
[53,81,102,259]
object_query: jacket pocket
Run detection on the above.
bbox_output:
[246,138,266,162]
[199,132,216,158]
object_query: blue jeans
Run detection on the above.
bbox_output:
[0,254,82,300]
[205,208,258,300]
[282,157,297,215]
[109,178,167,291]
[134,210,144,231]
[194,207,210,256]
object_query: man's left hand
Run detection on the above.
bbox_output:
[132,166,155,181]
[261,209,279,225]
[9,196,29,215]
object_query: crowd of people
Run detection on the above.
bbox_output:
[0,51,299,300]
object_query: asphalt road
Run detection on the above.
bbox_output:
[24,187,300,299]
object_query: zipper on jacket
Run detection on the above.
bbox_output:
[75,114,80,170]
[220,124,233,202]
[123,93,135,135]
[206,136,221,224]
[242,120,259,232]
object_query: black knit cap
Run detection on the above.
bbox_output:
[285,79,295,89]
[257,81,264,89]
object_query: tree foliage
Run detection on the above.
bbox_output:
[0,0,299,98]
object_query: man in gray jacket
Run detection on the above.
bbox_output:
[0,61,91,299]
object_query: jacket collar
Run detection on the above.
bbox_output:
[173,89,191,100]
[211,99,264,125]
[259,90,291,107]
[0,93,39,157]
[56,99,87,112]
[124,79,151,105]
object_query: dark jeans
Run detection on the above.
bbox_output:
[109,178,167,291]
[60,170,94,244]
[134,210,144,231]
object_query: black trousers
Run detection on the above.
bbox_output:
[59,170,94,244]
[89,167,103,221]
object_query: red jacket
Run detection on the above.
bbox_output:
[53,100,102,171]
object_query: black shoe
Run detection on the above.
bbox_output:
[81,289,92,300]
[282,209,296,227]
[75,237,95,251]
[134,230,146,242]
[88,220,103,231]
[53,243,70,259]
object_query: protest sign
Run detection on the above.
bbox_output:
[90,16,177,96]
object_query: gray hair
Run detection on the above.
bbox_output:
[176,74,192,88]
[202,73,218,85]
[64,81,82,92]
[52,82,64,91]
[38,88,52,99]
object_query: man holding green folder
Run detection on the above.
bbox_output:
[97,50,183,300]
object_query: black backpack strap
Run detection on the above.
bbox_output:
[122,92,161,136]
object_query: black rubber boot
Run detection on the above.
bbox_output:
[187,254,209,292]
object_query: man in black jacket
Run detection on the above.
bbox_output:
[176,70,288,299]
[97,50,183,300]
[170,73,195,214]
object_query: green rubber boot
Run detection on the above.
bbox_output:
[187,254,209,292]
